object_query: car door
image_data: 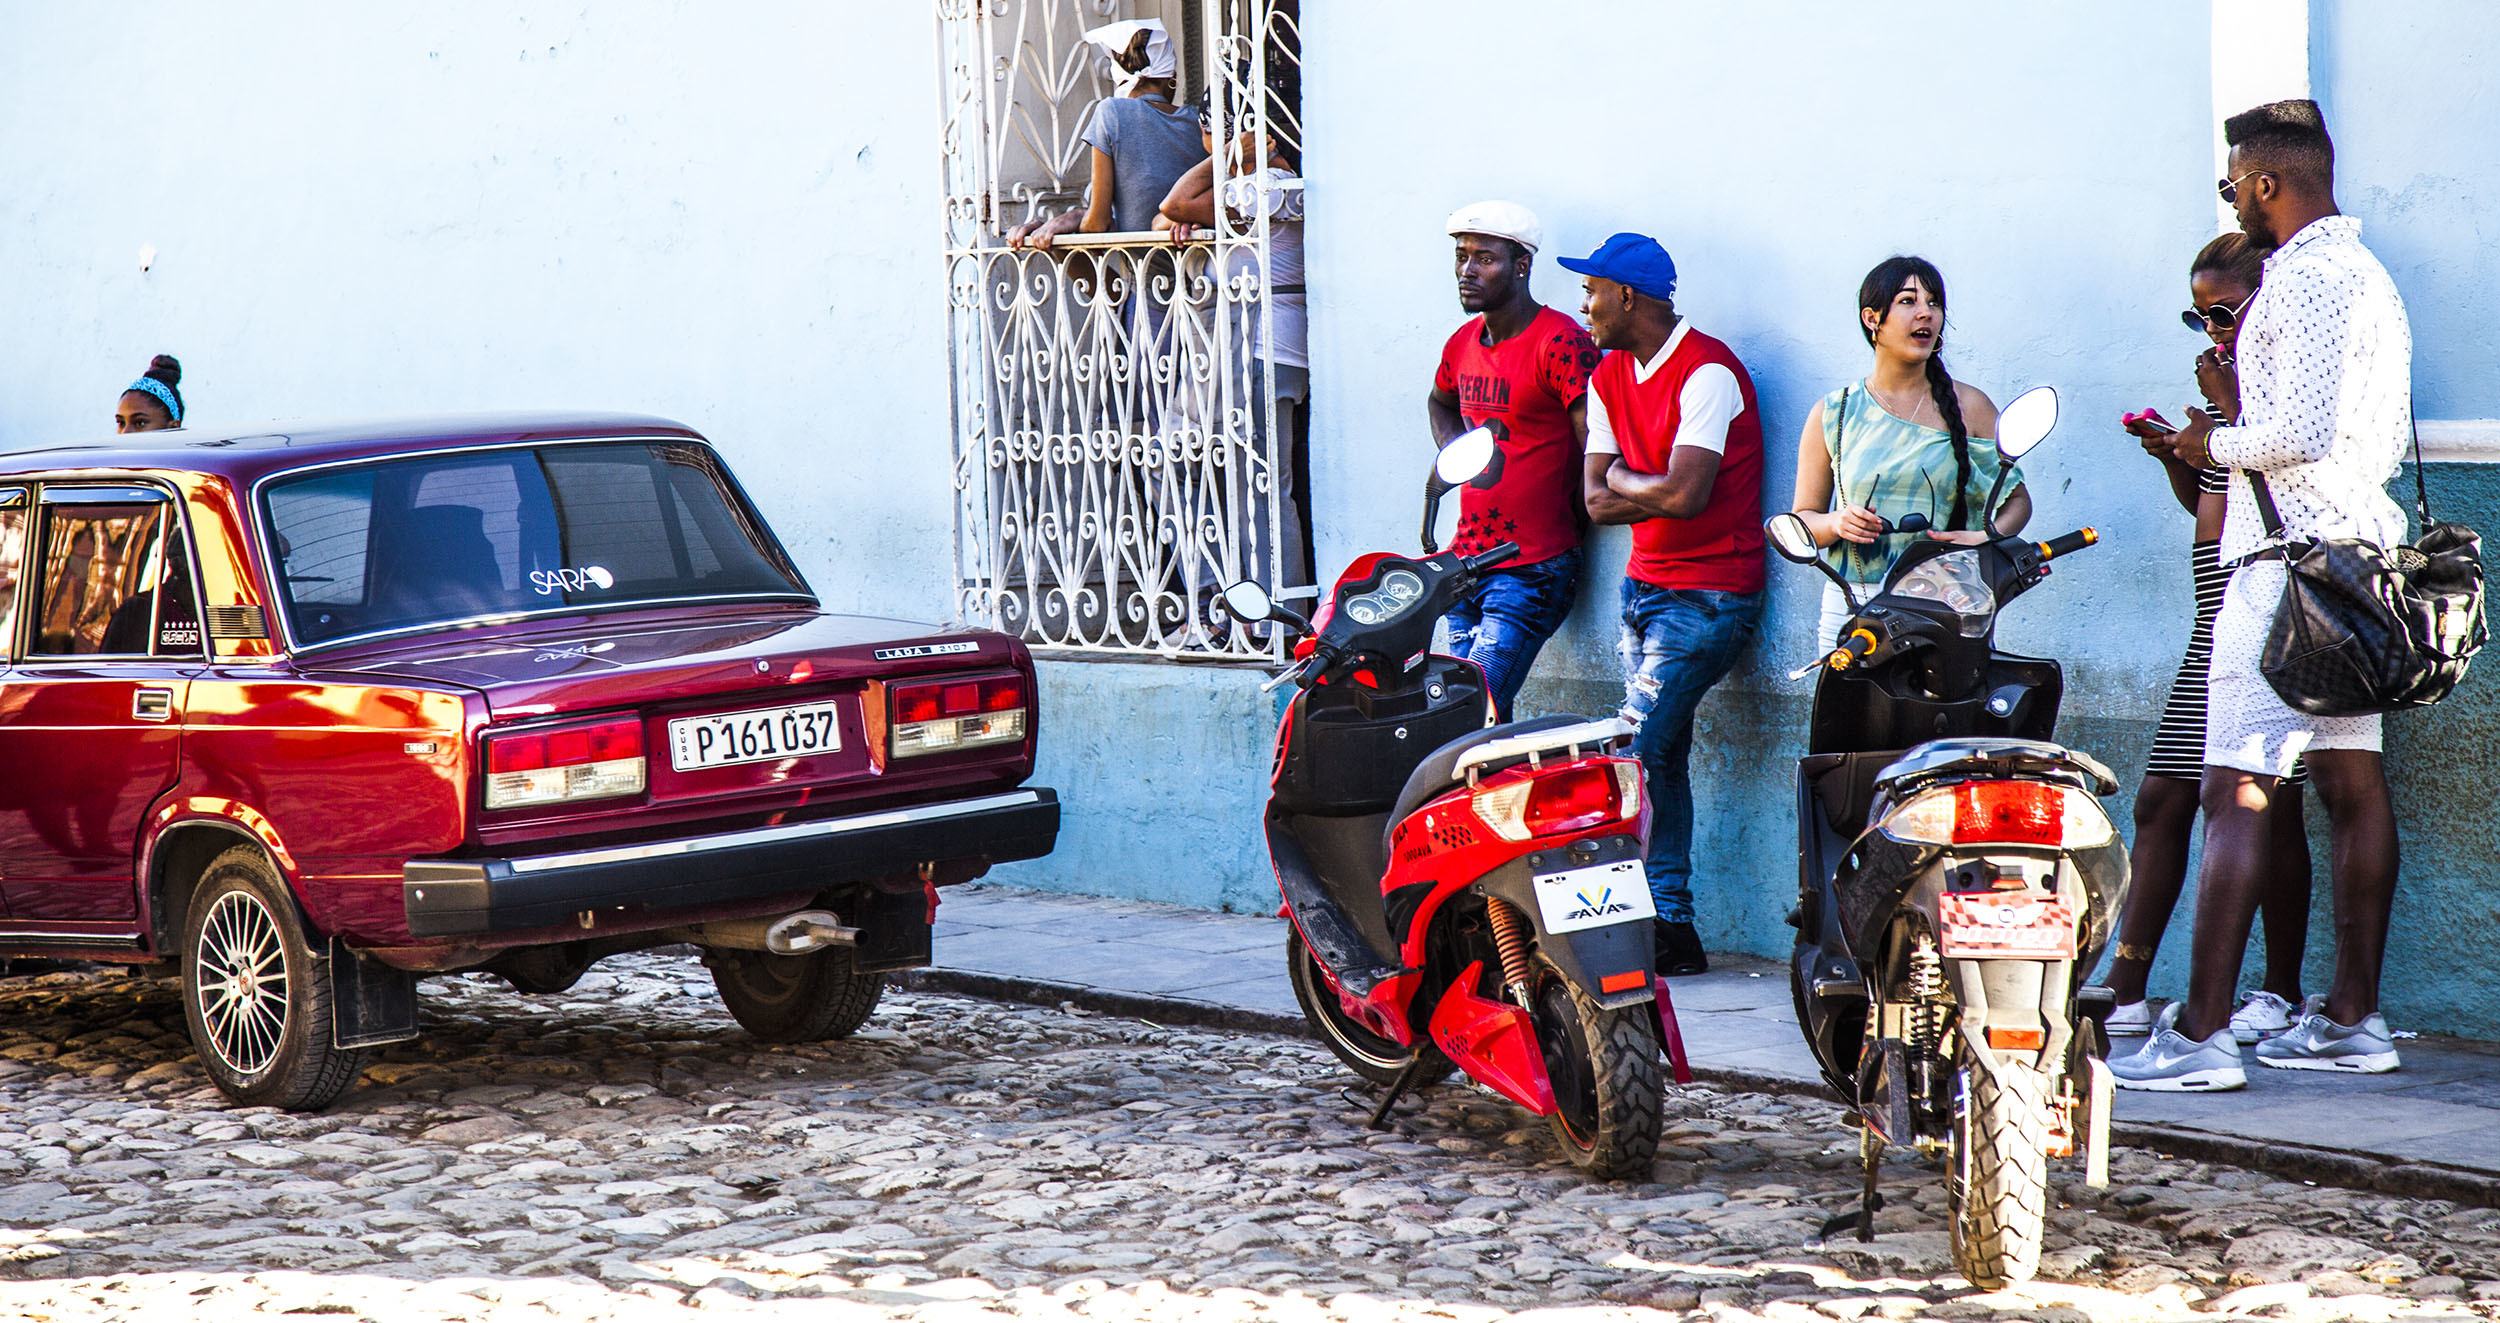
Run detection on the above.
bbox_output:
[0,484,201,931]
[0,487,24,924]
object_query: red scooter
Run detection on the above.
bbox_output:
[1220,431,1689,1179]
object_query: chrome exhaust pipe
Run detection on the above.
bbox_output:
[667,909,859,954]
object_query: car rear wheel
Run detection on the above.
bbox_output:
[708,948,885,1043]
[179,846,367,1110]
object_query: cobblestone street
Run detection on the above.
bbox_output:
[2,954,2497,1322]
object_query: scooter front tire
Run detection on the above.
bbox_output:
[1286,931,1452,1088]
[1532,966,1664,1181]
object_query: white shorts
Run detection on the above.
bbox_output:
[2204,559,2381,777]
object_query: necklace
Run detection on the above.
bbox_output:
[1866,379,1936,427]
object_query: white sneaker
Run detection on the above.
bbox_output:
[2110,1005,2247,1092]
[2104,1000,2155,1037]
[2228,990,2297,1044]
[2254,997,2401,1073]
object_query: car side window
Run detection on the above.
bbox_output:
[29,491,178,658]
[0,488,25,661]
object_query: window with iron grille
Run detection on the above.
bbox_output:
[938,0,1304,660]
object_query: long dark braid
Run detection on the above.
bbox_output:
[1857,256,1971,529]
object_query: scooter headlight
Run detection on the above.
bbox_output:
[1881,781,2114,849]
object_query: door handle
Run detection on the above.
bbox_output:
[133,688,175,722]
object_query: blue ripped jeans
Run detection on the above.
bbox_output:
[1441,549,1582,721]
[1618,581,1764,924]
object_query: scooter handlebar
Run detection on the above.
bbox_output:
[1825,625,1879,672]
[1463,542,1520,575]
[2037,527,2098,561]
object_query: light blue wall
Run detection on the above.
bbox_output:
[1296,2,2500,1035]
[2313,0,2500,421]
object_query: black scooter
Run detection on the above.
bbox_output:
[1766,387,2127,1289]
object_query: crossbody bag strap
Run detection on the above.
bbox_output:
[2411,412,2433,527]
[2243,468,2288,540]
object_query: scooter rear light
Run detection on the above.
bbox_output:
[1880,781,2114,848]
[1471,762,1636,842]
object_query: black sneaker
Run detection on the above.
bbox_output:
[1654,919,1707,977]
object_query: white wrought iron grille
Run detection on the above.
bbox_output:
[939,0,1304,661]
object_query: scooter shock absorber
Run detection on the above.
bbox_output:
[1905,934,1950,1051]
[1486,896,1536,1005]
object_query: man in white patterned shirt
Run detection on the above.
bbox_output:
[2114,99,2410,1091]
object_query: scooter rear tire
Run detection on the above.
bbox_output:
[1947,1049,2051,1288]
[1286,931,1452,1088]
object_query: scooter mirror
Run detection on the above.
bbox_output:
[1995,385,2059,461]
[1218,580,1275,623]
[1764,512,1821,565]
[1436,426,1500,487]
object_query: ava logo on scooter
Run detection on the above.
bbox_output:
[1563,886,1638,925]
[1534,860,1653,934]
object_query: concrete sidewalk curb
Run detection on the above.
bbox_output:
[896,965,2500,1209]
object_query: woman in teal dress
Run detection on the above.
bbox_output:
[1789,255,2032,647]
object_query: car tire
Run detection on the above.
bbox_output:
[708,948,885,1043]
[179,846,367,1110]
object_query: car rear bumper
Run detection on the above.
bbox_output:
[402,787,1059,937]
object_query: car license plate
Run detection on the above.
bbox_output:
[669,699,843,771]
[1531,859,1653,934]
[1939,892,2077,960]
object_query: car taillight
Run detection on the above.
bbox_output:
[1881,781,2115,848]
[483,715,646,810]
[888,674,1027,758]
[1471,762,1641,843]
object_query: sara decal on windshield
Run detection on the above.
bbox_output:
[532,565,615,595]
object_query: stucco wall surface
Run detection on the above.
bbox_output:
[1303,1,2500,1034]
[0,4,955,619]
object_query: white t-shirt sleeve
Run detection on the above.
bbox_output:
[1671,363,1743,456]
[1585,384,1619,456]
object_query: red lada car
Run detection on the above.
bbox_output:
[0,414,1057,1109]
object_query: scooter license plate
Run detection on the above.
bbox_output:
[1939,892,2078,960]
[1531,859,1654,934]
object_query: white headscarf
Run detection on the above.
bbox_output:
[1082,18,1176,97]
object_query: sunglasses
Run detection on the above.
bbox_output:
[2180,290,2257,333]
[2216,169,2272,204]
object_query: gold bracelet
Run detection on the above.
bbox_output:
[2111,941,2155,964]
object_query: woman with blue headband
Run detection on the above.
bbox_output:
[116,354,184,432]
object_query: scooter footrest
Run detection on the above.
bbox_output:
[1813,976,1869,1000]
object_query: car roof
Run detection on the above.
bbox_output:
[0,412,709,487]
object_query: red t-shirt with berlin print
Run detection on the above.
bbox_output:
[1432,305,1599,566]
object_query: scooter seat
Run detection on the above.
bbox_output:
[1386,714,1586,846]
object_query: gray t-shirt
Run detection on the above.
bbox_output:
[1082,95,1207,233]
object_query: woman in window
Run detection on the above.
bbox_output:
[1788,257,2030,649]
[2103,233,2313,1040]
[1006,20,1206,249]
[115,354,185,433]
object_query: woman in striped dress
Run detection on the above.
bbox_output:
[2103,234,2314,1039]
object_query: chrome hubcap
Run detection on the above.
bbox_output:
[196,891,289,1075]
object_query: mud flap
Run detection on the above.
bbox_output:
[1653,978,1694,1085]
[2077,1055,2114,1187]
[1427,961,1555,1115]
[329,937,419,1049]
[1479,834,1652,1009]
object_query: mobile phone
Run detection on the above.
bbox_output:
[2124,408,2178,436]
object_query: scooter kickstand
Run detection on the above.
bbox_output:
[1817,1125,1885,1243]
[1365,1055,1427,1131]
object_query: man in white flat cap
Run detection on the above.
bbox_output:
[1426,201,1600,720]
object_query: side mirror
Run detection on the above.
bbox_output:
[1765,512,1821,565]
[1421,426,1503,553]
[1219,580,1275,623]
[1979,385,2057,530]
[1995,385,2059,461]
[1762,512,1862,613]
[1436,426,1500,486]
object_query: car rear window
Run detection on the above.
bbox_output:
[262,441,809,647]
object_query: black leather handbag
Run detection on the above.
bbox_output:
[2242,424,2487,716]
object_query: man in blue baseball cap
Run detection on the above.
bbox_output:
[1563,232,1767,976]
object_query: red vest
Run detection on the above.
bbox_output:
[1594,328,1766,592]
